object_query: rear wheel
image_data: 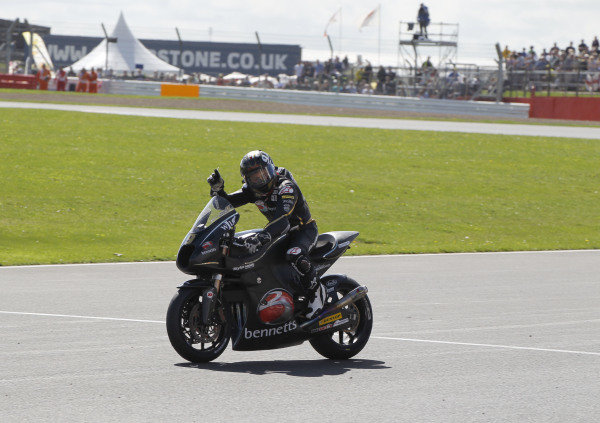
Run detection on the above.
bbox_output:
[309,277,373,359]
[166,288,230,363]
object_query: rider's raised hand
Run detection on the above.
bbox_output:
[207,169,224,196]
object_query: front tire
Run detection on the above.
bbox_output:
[309,276,373,359]
[166,288,230,363]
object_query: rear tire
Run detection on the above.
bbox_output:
[309,276,373,359]
[166,288,230,363]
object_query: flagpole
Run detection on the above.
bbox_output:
[378,4,381,65]
[339,7,342,55]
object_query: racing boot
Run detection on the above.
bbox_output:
[305,280,326,319]
[288,251,325,319]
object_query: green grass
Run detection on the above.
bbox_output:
[1,108,599,265]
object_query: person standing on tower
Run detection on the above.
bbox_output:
[417,3,430,38]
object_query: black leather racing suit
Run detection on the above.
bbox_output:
[214,167,318,293]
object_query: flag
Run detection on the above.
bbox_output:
[324,8,341,37]
[359,6,380,31]
[22,32,54,72]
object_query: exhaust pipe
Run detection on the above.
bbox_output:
[299,285,368,330]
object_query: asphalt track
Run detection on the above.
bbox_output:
[2,100,600,139]
[2,251,600,422]
[3,102,600,421]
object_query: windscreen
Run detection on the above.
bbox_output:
[190,196,235,233]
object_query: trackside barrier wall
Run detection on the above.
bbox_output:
[505,97,600,121]
[97,80,529,119]
[100,80,162,96]
[0,74,37,89]
[199,86,529,119]
[160,84,200,97]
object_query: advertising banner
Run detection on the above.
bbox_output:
[43,34,301,76]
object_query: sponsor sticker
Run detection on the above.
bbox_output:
[319,312,342,326]
[233,262,255,271]
[279,185,294,195]
[332,317,350,328]
[311,323,332,333]
[244,321,297,339]
[220,219,235,231]
[281,195,294,199]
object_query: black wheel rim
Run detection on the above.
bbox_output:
[325,287,367,347]
[179,293,227,352]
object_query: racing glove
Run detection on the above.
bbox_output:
[234,232,272,255]
[207,169,224,196]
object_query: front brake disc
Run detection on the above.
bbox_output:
[188,303,221,343]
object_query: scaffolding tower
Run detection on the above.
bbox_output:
[398,21,458,73]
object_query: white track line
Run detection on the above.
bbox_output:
[0,311,164,324]
[2,310,598,357]
[373,336,600,357]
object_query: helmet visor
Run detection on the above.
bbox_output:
[245,167,274,191]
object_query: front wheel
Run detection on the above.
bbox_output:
[166,288,230,363]
[309,276,373,359]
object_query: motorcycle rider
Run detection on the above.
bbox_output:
[207,150,326,319]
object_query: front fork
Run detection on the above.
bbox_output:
[201,273,223,325]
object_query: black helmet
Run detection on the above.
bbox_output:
[240,150,277,195]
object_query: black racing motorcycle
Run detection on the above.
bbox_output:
[166,196,373,362]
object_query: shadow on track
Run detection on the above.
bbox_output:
[174,359,389,377]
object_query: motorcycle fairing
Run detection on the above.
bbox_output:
[226,273,356,351]
[176,207,239,274]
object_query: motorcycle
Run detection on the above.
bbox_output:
[166,195,373,362]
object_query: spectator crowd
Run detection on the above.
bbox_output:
[197,56,406,96]
[503,36,600,72]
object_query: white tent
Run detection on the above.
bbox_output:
[69,12,180,74]
[222,72,249,80]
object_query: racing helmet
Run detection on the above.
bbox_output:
[240,150,277,195]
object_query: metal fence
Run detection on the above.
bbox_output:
[391,65,501,100]
[391,65,600,99]
[286,63,600,100]
[504,68,600,97]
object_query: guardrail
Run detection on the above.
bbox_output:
[97,79,529,119]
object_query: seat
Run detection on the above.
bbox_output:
[309,233,336,259]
